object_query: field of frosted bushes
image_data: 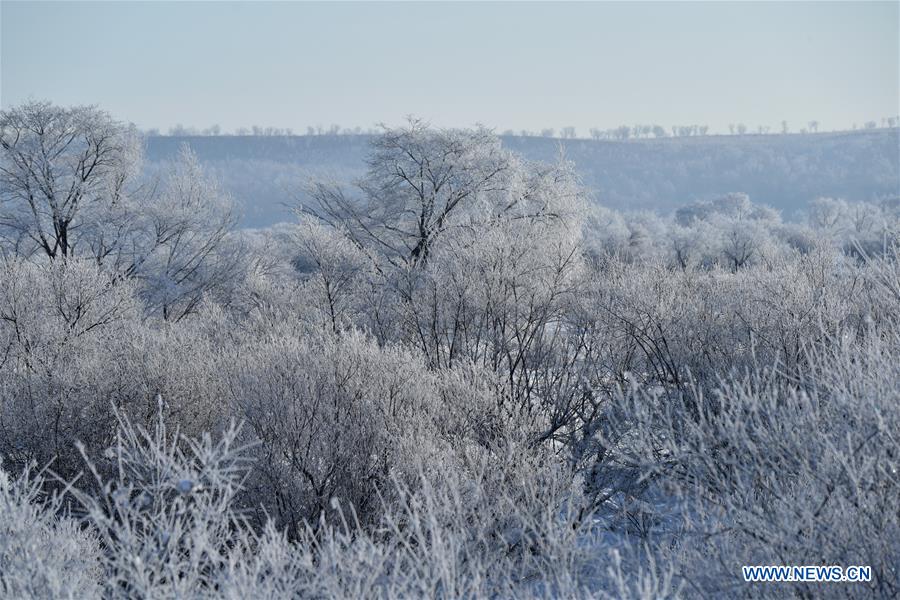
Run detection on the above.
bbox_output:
[1,102,898,598]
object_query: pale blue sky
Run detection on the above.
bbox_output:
[2,1,897,134]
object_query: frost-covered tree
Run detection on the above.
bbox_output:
[294,122,599,463]
[809,196,849,234]
[306,120,534,269]
[665,221,713,269]
[669,193,781,270]
[128,146,240,321]
[302,121,587,405]
[0,101,141,260]
[0,257,140,475]
[0,102,240,320]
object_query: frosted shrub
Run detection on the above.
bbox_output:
[580,246,863,396]
[0,257,141,478]
[599,546,682,600]
[859,240,900,319]
[602,323,900,597]
[275,437,619,598]
[220,329,444,534]
[0,463,102,599]
[68,410,255,598]
[1,408,678,599]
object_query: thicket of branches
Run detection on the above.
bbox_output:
[1,101,898,598]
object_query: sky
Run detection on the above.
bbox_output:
[2,1,898,135]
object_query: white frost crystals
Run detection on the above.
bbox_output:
[0,106,898,598]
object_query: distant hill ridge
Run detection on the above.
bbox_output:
[145,130,900,228]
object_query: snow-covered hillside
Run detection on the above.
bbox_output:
[146,129,900,227]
